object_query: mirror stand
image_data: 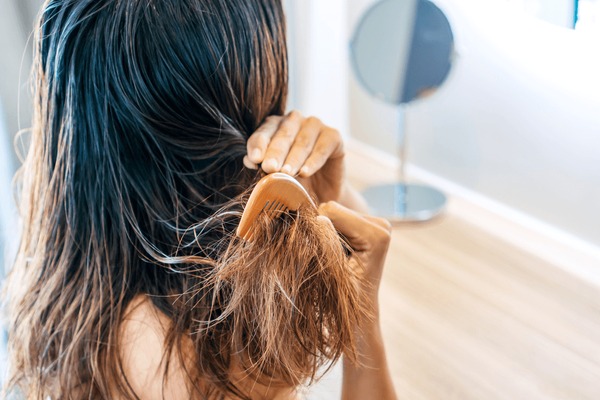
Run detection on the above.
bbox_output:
[351,0,453,223]
[362,109,447,223]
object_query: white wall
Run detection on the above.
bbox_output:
[0,110,20,287]
[506,0,575,28]
[0,0,34,277]
[284,0,350,135]
[349,0,600,247]
[0,0,35,151]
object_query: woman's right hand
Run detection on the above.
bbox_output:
[318,201,392,313]
[317,201,398,400]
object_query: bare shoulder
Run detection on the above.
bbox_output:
[118,296,304,400]
[118,295,192,399]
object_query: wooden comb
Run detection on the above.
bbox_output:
[236,173,317,241]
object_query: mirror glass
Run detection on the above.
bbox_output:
[350,0,455,105]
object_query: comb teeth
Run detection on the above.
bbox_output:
[265,200,287,216]
[261,200,289,224]
[237,173,316,241]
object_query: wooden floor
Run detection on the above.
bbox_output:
[346,150,600,400]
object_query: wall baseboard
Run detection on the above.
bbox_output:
[347,138,600,287]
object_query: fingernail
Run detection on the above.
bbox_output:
[300,166,310,176]
[262,158,279,171]
[243,156,258,170]
[251,149,262,162]
[281,164,293,175]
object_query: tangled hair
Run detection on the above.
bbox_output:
[4,0,365,399]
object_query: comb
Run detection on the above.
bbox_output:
[237,173,317,241]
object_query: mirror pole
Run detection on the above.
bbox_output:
[362,105,448,223]
[398,106,408,183]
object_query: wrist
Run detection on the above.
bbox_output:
[347,321,386,371]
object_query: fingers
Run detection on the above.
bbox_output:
[280,117,322,175]
[261,111,303,173]
[246,115,284,165]
[318,201,391,252]
[245,111,344,177]
[298,127,344,177]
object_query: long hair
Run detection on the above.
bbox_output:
[4,0,364,399]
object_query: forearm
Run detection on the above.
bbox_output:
[341,315,397,400]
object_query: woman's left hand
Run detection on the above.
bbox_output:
[244,110,345,203]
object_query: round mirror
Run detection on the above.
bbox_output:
[350,0,455,222]
[351,0,455,105]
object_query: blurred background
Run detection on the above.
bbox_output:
[0,0,41,381]
[1,0,599,396]
[0,0,39,281]
[286,0,600,247]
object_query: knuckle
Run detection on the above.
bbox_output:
[323,127,341,141]
[305,116,321,126]
[376,217,393,232]
[319,201,337,214]
[288,110,302,120]
[370,233,391,253]
[362,217,392,244]
[246,134,262,147]
[375,225,392,243]
[258,135,273,148]
[274,128,294,141]
[313,146,330,158]
[293,134,312,149]
[365,216,392,235]
[250,127,271,139]
[264,144,286,158]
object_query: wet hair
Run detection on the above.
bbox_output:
[4,0,364,399]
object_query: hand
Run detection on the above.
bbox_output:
[244,111,345,203]
[317,201,392,312]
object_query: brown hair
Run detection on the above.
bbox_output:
[4,0,364,399]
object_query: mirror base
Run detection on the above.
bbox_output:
[362,183,446,223]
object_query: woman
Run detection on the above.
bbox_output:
[5,0,397,399]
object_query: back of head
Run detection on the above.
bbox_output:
[36,0,288,217]
[5,0,363,399]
